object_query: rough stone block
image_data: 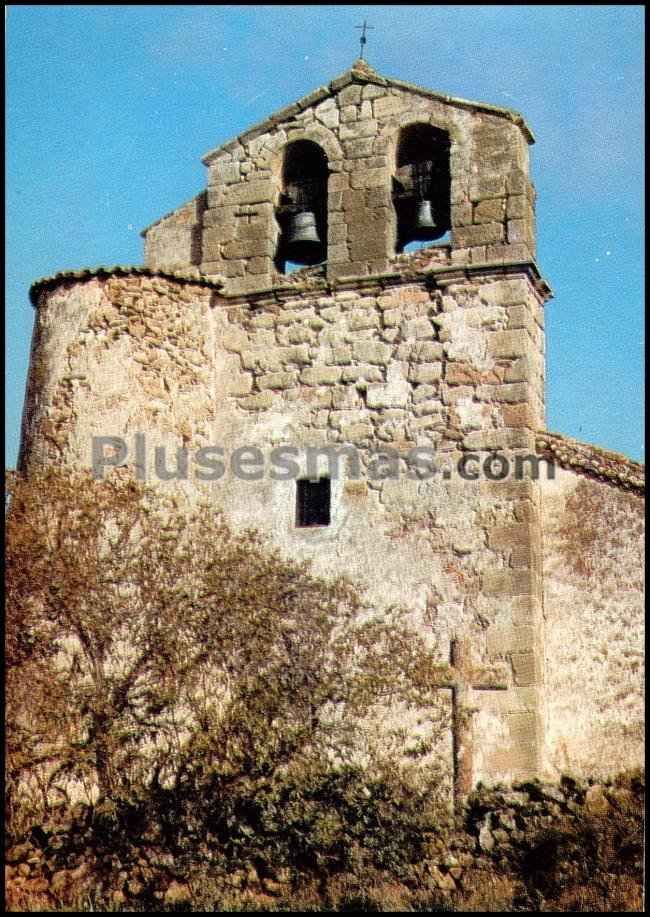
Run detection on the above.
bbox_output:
[487,330,529,359]
[339,422,373,442]
[349,234,389,262]
[506,195,533,220]
[257,371,298,391]
[450,248,470,266]
[352,341,391,365]
[488,523,535,551]
[300,366,342,386]
[341,364,383,383]
[474,198,506,223]
[511,653,537,686]
[506,169,529,195]
[337,84,362,105]
[410,363,443,384]
[331,344,352,364]
[225,180,274,204]
[222,238,274,259]
[485,242,531,263]
[248,256,271,274]
[501,402,536,428]
[366,381,409,409]
[327,261,369,280]
[329,409,367,429]
[401,317,435,340]
[469,175,507,200]
[382,308,401,327]
[225,373,253,396]
[329,172,350,192]
[465,429,534,451]
[373,94,409,118]
[348,309,380,331]
[413,400,443,418]
[340,119,378,140]
[315,103,339,129]
[453,223,505,248]
[239,392,276,411]
[342,137,375,158]
[487,625,536,655]
[451,202,473,226]
[507,219,532,244]
[482,569,534,597]
[350,167,388,190]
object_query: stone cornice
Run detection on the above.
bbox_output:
[425,260,554,303]
[28,258,553,313]
[216,259,552,308]
[536,431,645,495]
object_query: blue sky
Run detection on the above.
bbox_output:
[6,5,645,465]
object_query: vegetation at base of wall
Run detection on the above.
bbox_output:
[5,771,644,911]
[6,470,644,911]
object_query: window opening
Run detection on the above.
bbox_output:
[296,478,331,528]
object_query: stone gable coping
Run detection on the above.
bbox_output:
[29,265,224,308]
[140,192,206,237]
[536,431,645,494]
[201,61,534,165]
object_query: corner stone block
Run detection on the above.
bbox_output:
[488,523,535,552]
[487,330,530,359]
[510,653,537,687]
[481,569,534,597]
[504,712,540,768]
[486,625,536,656]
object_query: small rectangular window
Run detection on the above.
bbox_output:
[296,478,331,527]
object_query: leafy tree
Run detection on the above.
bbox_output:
[6,469,448,842]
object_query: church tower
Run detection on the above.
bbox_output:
[22,59,643,799]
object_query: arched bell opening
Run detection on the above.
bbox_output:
[275,140,328,273]
[393,123,451,253]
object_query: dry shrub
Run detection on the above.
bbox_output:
[456,873,522,912]
[6,468,449,894]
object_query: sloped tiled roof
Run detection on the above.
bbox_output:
[536,431,645,494]
[29,265,224,307]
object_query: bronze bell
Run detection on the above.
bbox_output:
[410,199,438,241]
[285,210,322,264]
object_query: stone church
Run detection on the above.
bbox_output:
[20,59,644,799]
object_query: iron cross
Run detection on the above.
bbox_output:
[355,19,374,60]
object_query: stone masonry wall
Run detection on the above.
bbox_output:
[23,264,549,791]
[540,467,645,779]
[144,63,536,293]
